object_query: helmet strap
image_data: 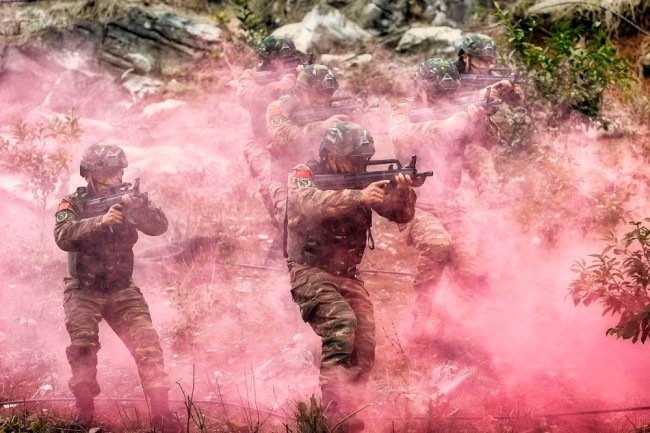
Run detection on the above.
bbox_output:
[463,53,471,72]
[87,177,100,195]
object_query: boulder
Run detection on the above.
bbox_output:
[273,3,373,55]
[99,5,221,75]
[396,26,464,57]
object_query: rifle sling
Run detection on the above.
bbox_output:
[283,195,289,259]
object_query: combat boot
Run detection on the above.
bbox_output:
[73,392,95,428]
[148,389,182,433]
[321,384,365,433]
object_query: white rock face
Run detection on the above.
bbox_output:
[273,3,372,55]
[396,26,465,56]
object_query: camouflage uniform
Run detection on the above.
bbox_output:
[285,163,416,400]
[389,96,499,306]
[265,95,337,224]
[54,186,170,401]
[237,67,297,228]
[455,33,524,105]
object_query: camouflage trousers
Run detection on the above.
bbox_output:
[243,139,280,230]
[288,265,375,388]
[463,143,499,199]
[400,202,484,317]
[269,182,288,227]
[62,278,170,399]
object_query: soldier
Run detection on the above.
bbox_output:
[455,33,523,104]
[265,64,350,225]
[54,142,180,432]
[237,35,301,140]
[455,33,498,75]
[389,58,500,330]
[237,36,302,257]
[286,123,416,432]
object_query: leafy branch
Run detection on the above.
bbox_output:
[0,109,81,213]
[569,219,650,343]
[494,4,634,129]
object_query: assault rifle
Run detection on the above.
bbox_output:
[409,87,500,123]
[311,155,432,191]
[82,178,148,224]
[459,67,522,91]
[293,93,377,126]
[253,53,314,85]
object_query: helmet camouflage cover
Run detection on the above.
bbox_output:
[414,58,460,95]
[258,35,297,60]
[319,122,375,161]
[296,64,339,95]
[80,142,128,176]
[458,33,497,59]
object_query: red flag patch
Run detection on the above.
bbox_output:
[294,169,312,178]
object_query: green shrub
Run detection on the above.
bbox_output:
[0,110,81,213]
[494,5,634,131]
[569,219,650,343]
[232,0,267,47]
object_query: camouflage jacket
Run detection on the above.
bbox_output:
[388,97,498,207]
[237,67,296,138]
[285,164,416,277]
[54,186,168,287]
[266,95,331,180]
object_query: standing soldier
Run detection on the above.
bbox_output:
[389,58,501,330]
[286,122,416,432]
[238,35,302,177]
[454,33,498,75]
[455,33,523,104]
[54,142,180,433]
[237,36,302,260]
[265,64,350,224]
[238,35,301,140]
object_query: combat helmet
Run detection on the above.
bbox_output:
[319,122,375,165]
[458,33,497,60]
[80,142,128,176]
[414,58,460,96]
[296,64,339,97]
[258,35,297,61]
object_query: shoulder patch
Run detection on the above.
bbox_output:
[296,177,313,188]
[270,116,287,128]
[55,211,69,223]
[267,104,283,118]
[291,165,313,188]
[57,202,70,211]
[294,168,312,179]
[393,103,410,115]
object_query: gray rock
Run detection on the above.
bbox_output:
[98,5,221,74]
[396,26,464,57]
[273,3,373,55]
[122,74,164,99]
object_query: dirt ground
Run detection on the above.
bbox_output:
[2,43,650,433]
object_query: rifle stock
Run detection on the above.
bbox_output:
[82,178,149,224]
[312,155,433,191]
